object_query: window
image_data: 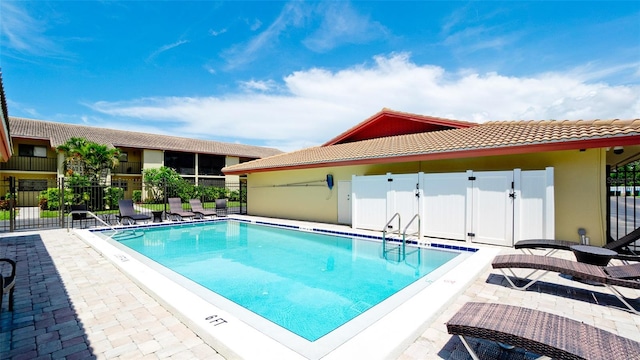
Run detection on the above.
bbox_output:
[164,151,195,175]
[18,179,48,191]
[119,152,128,162]
[199,154,225,176]
[19,144,47,158]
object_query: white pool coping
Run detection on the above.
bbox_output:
[74,217,500,360]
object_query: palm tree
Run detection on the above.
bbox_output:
[58,137,120,184]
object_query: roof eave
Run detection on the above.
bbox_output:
[223,135,640,175]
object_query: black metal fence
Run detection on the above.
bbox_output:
[607,163,640,251]
[0,177,246,232]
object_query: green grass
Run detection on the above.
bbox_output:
[0,210,15,220]
[139,201,240,210]
[40,209,120,219]
[40,210,59,218]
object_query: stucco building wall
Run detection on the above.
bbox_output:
[246,148,607,246]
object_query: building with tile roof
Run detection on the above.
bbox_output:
[223,108,640,248]
[0,72,12,162]
[1,116,282,206]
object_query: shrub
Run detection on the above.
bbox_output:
[103,187,124,209]
[132,190,142,203]
[40,188,62,210]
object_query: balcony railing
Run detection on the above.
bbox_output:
[0,156,57,172]
[114,161,142,174]
[198,167,224,176]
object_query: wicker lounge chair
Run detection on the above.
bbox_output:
[447,302,640,360]
[1,258,16,314]
[515,226,640,258]
[168,198,196,221]
[117,199,151,225]
[188,199,217,219]
[492,254,640,314]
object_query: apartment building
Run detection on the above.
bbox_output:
[2,117,282,206]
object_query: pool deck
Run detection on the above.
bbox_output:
[1,217,639,359]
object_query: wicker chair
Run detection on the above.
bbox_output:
[188,199,217,219]
[515,226,640,259]
[492,254,640,314]
[1,258,16,313]
[447,302,640,360]
[117,199,151,225]
[167,198,196,221]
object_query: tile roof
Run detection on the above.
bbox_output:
[9,117,283,159]
[323,108,478,146]
[223,117,640,174]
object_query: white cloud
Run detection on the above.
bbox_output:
[239,80,278,92]
[248,18,262,31]
[89,53,640,152]
[222,2,307,69]
[302,2,388,52]
[209,28,227,36]
[147,40,189,63]
[0,2,66,57]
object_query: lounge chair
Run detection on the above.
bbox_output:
[492,253,640,314]
[215,198,227,216]
[1,258,16,313]
[168,198,196,221]
[447,302,640,360]
[189,199,217,219]
[515,226,640,258]
[117,199,151,225]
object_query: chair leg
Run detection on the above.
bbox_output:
[8,287,14,311]
[498,268,549,291]
[457,336,481,360]
[605,284,640,315]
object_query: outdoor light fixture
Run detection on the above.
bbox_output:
[614,146,624,155]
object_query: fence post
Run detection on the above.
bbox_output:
[59,177,65,228]
[9,176,15,232]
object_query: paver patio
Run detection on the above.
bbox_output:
[1,226,639,359]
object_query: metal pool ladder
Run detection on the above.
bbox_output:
[382,213,421,262]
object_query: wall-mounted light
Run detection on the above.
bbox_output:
[614,146,624,155]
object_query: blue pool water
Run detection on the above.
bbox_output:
[106,221,460,341]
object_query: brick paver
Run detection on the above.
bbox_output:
[0,231,223,359]
[1,229,639,359]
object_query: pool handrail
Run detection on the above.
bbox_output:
[67,209,119,235]
[382,213,401,259]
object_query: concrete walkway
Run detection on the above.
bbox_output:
[1,227,639,359]
[0,230,222,359]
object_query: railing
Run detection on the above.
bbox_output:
[114,161,142,174]
[198,167,224,176]
[66,209,118,234]
[0,156,57,172]
[383,213,421,262]
[403,214,421,244]
[382,213,401,260]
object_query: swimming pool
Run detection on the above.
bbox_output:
[82,217,498,359]
[105,221,459,342]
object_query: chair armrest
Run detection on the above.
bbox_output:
[613,253,640,263]
[0,258,17,282]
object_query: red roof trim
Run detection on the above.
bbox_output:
[322,108,477,146]
[224,135,640,175]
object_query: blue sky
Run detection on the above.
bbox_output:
[1,1,639,152]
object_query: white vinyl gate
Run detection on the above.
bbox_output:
[350,168,554,247]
